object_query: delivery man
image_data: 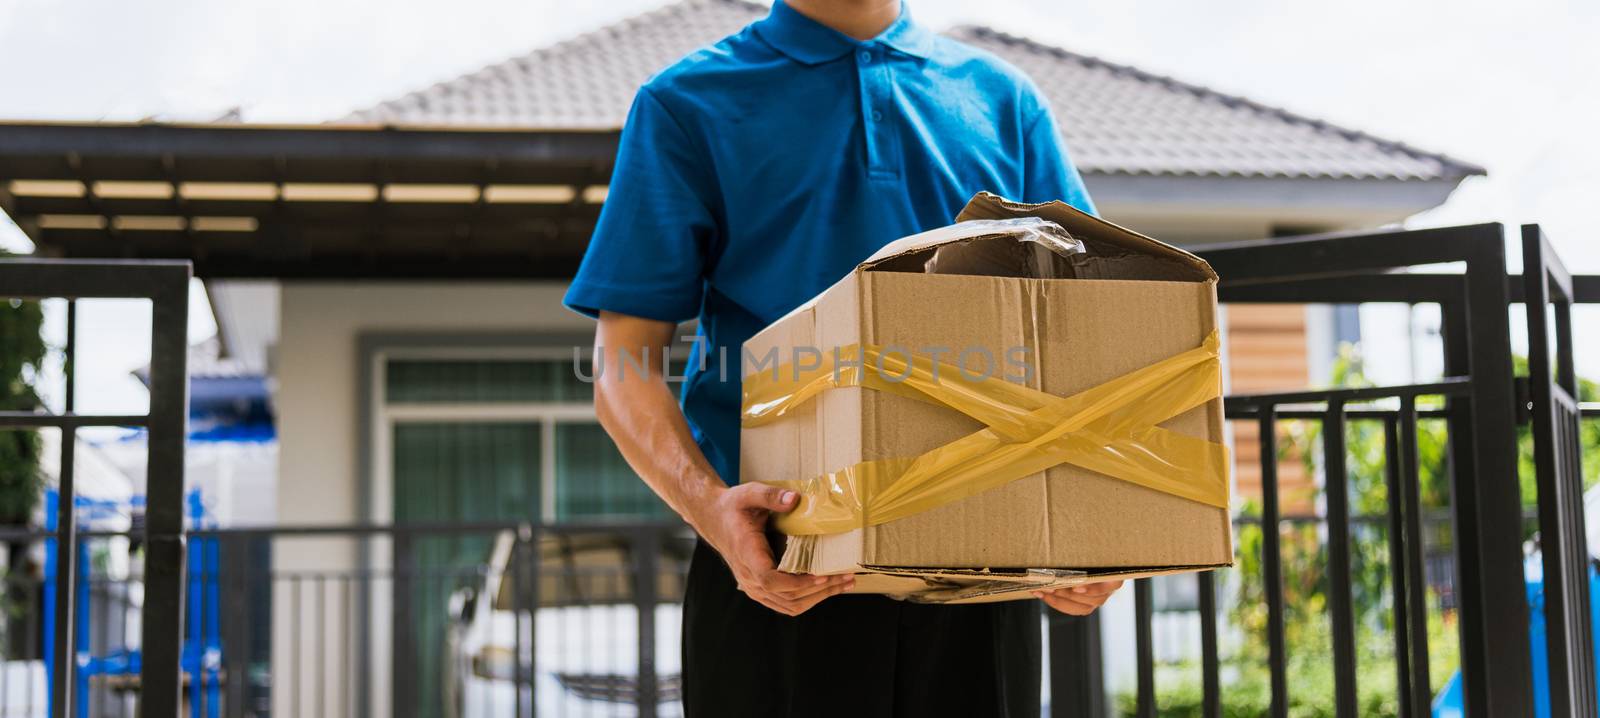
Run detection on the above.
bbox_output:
[564,0,1123,714]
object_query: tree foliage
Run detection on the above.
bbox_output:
[0,292,46,525]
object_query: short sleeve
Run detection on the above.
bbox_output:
[1022,104,1098,217]
[563,87,719,322]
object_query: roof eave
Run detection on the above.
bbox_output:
[1086,172,1473,230]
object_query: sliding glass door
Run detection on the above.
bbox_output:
[382,353,670,717]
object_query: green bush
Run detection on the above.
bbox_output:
[1113,610,1459,717]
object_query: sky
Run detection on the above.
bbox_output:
[1,0,1597,415]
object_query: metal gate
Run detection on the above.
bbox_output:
[3,227,1595,717]
[0,259,190,718]
[1050,222,1598,717]
[1522,226,1596,718]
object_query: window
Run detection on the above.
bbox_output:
[382,356,671,523]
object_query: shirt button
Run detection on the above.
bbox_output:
[859,50,872,63]
[871,109,884,122]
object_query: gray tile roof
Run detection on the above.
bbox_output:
[951,27,1482,181]
[341,0,766,129]
[340,0,1483,182]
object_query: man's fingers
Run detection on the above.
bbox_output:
[789,580,852,613]
[1063,588,1113,608]
[758,569,829,595]
[745,556,825,594]
[769,579,852,616]
[736,483,799,513]
[771,574,854,600]
[737,540,849,596]
[731,554,813,599]
[731,534,802,590]
[1035,590,1097,616]
[749,588,799,616]
[740,577,853,616]
[1068,580,1124,597]
[1034,588,1110,615]
[736,583,789,612]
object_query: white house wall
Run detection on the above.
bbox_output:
[274,280,587,717]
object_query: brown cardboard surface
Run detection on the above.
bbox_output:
[742,193,1233,603]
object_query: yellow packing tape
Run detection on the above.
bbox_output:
[741,332,1228,536]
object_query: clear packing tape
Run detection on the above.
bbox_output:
[741,331,1229,536]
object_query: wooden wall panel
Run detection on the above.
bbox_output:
[1227,304,1316,514]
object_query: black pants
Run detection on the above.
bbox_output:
[681,540,1041,717]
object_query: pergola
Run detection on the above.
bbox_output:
[0,121,619,278]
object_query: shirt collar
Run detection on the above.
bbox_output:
[755,1,935,66]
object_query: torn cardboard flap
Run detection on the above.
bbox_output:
[954,191,1218,282]
[740,192,1233,605]
[840,564,1217,605]
[864,217,1084,279]
[849,566,1085,605]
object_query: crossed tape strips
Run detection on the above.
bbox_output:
[741,332,1229,536]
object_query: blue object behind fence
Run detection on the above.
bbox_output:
[43,490,222,718]
[1433,556,1600,717]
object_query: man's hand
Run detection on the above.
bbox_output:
[590,312,850,617]
[1033,580,1124,616]
[692,483,854,616]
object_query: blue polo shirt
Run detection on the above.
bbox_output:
[564,0,1095,486]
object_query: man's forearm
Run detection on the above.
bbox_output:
[594,351,726,534]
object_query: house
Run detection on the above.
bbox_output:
[0,0,1484,713]
[276,0,1483,529]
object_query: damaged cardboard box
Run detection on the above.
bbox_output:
[739,192,1233,604]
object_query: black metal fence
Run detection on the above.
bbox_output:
[0,260,190,718]
[0,521,696,718]
[1048,222,1599,718]
[0,509,1494,718]
[4,220,1598,718]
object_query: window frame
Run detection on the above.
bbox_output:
[373,343,595,525]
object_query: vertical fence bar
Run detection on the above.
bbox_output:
[92,581,106,717]
[1197,571,1220,718]
[62,298,75,412]
[1259,410,1289,718]
[634,527,660,718]
[342,575,352,718]
[48,427,75,718]
[223,536,247,718]
[1522,224,1597,718]
[1322,403,1358,716]
[291,576,301,716]
[1133,578,1155,718]
[2,572,9,715]
[357,550,371,718]
[194,552,207,718]
[26,587,36,718]
[527,526,541,716]
[1436,299,1477,718]
[1048,613,1105,718]
[1397,397,1432,718]
[392,534,415,718]
[140,267,189,718]
[48,299,78,718]
[512,526,530,718]
[1382,417,1417,717]
[316,575,326,717]
[1457,227,1533,715]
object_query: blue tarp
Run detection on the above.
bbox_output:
[1434,558,1600,717]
